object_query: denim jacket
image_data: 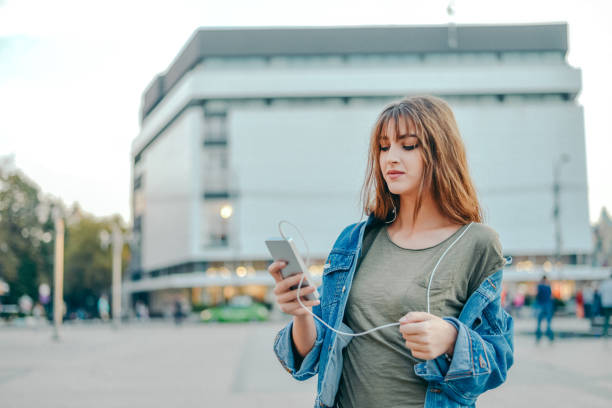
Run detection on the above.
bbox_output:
[273,215,514,408]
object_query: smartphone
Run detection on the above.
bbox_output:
[265,237,320,301]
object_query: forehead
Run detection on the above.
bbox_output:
[380,116,417,140]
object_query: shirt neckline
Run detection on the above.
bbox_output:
[383,223,471,252]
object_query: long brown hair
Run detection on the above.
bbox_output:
[361,95,482,225]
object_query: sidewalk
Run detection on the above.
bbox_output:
[1,320,611,407]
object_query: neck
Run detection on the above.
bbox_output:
[394,191,451,232]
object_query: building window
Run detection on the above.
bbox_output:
[133,174,143,190]
[204,110,227,144]
[203,147,228,193]
[203,108,230,197]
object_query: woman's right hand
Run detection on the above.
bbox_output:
[268,260,321,316]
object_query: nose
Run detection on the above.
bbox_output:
[386,143,401,164]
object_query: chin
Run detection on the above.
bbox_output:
[387,183,417,196]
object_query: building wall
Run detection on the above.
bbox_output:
[223,100,590,260]
[133,47,591,272]
[228,104,373,260]
[139,107,202,270]
[132,51,580,156]
[455,101,589,255]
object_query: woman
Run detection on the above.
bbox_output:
[270,96,514,407]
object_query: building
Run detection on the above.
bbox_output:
[594,207,612,267]
[128,23,596,314]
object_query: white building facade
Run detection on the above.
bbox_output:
[128,24,594,312]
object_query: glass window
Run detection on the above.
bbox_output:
[204,111,227,143]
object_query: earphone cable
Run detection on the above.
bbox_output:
[279,221,473,339]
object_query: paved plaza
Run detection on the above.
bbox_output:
[1,317,611,408]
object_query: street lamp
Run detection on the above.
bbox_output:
[51,207,64,341]
[100,224,125,329]
[220,204,233,219]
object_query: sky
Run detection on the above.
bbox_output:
[0,0,610,223]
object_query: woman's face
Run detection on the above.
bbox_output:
[379,117,424,197]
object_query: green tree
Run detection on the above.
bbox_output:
[63,208,129,315]
[0,165,129,315]
[0,170,55,304]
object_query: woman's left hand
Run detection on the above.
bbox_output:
[398,311,458,360]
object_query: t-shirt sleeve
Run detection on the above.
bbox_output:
[467,226,506,296]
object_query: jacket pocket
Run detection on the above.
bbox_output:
[321,249,355,311]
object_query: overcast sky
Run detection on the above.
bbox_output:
[0,0,610,223]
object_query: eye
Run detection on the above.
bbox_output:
[380,145,390,152]
[403,143,419,151]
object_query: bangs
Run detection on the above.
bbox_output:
[362,95,482,225]
[375,106,418,143]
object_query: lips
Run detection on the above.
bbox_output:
[386,170,404,180]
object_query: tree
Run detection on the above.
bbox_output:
[0,169,55,304]
[0,164,129,315]
[63,208,129,316]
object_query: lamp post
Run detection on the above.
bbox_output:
[552,154,570,275]
[52,213,64,341]
[100,224,125,329]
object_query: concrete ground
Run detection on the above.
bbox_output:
[0,317,611,408]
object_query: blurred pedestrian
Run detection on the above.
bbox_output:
[599,271,612,337]
[583,284,594,320]
[32,303,45,321]
[98,295,110,322]
[173,299,184,325]
[503,289,513,314]
[575,289,584,318]
[136,301,149,321]
[512,292,525,318]
[535,275,554,342]
[593,287,602,318]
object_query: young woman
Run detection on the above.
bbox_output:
[270,96,514,407]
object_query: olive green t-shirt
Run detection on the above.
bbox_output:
[335,222,505,408]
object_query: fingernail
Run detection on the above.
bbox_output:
[399,317,408,323]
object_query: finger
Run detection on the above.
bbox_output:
[274,273,303,295]
[401,334,428,345]
[399,321,427,335]
[410,349,432,360]
[276,285,317,303]
[277,273,309,292]
[399,311,433,324]
[405,344,428,354]
[268,261,287,283]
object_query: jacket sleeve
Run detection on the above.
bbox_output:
[414,269,514,406]
[272,300,326,381]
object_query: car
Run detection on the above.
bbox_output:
[0,304,21,320]
[200,296,269,323]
